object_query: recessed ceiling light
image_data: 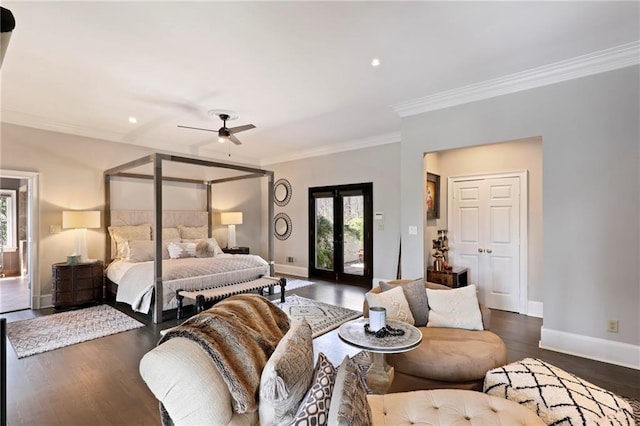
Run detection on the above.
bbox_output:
[128,117,137,124]
[371,58,381,67]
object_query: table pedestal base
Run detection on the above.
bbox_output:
[366,352,394,394]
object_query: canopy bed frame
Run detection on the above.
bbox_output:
[104,153,275,324]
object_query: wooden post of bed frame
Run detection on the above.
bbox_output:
[153,154,164,324]
[267,171,275,273]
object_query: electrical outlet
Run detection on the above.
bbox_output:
[287,256,295,263]
[49,225,62,234]
[408,226,418,235]
[607,319,619,333]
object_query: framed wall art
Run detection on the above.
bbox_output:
[426,172,440,220]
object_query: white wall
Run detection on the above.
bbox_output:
[400,66,639,367]
[265,142,401,282]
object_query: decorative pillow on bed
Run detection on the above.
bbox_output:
[123,239,180,261]
[187,238,223,257]
[365,286,415,325]
[426,284,483,330]
[259,320,314,426]
[178,225,208,240]
[162,227,181,240]
[107,224,152,258]
[167,242,197,259]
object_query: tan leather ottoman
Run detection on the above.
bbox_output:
[368,389,545,425]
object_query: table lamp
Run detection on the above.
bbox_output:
[62,210,101,263]
[220,212,243,249]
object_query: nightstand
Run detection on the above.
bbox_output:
[427,266,469,288]
[221,247,250,255]
[52,261,104,309]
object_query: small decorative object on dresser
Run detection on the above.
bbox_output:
[52,260,104,309]
[221,246,249,255]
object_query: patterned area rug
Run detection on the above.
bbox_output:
[6,304,144,358]
[276,294,361,338]
[271,278,314,295]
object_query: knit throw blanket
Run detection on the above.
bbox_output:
[158,294,290,416]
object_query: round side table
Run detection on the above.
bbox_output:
[338,318,422,394]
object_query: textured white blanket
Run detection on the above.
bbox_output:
[113,255,270,312]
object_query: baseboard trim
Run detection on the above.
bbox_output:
[540,326,640,370]
[274,264,308,278]
[527,301,543,318]
[36,294,52,309]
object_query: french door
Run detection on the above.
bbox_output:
[308,183,372,287]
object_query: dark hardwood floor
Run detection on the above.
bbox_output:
[3,278,639,425]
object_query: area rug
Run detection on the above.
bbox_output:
[276,294,361,338]
[272,278,315,295]
[6,304,144,358]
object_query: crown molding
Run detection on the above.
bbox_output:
[392,40,640,118]
[260,131,401,166]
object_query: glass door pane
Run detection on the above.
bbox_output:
[342,194,364,276]
[314,196,334,271]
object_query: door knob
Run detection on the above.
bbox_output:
[478,248,484,253]
[486,249,493,254]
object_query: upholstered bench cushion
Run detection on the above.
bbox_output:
[387,327,507,382]
[484,358,635,425]
[368,389,545,425]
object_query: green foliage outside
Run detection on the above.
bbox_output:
[0,196,7,245]
[316,215,334,269]
[344,217,363,241]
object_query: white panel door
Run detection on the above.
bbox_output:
[451,177,521,312]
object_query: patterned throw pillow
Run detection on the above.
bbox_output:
[259,320,314,426]
[426,284,483,330]
[327,356,372,426]
[365,286,415,325]
[291,353,336,426]
[379,279,429,326]
[166,242,196,259]
[484,358,635,425]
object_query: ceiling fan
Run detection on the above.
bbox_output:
[178,112,255,145]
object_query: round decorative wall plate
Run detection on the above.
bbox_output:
[274,212,292,240]
[274,178,292,207]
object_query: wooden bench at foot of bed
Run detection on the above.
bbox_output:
[176,277,287,319]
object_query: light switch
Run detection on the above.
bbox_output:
[408,226,418,235]
[50,225,62,234]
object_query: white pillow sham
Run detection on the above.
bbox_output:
[122,239,180,262]
[108,224,151,259]
[426,284,483,330]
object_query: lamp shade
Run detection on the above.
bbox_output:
[220,212,243,225]
[62,211,101,229]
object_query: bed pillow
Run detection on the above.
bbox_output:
[108,224,152,258]
[327,356,372,426]
[259,320,314,426]
[162,227,181,240]
[379,279,429,327]
[167,242,197,259]
[426,284,483,330]
[365,285,415,325]
[123,239,180,261]
[290,352,336,426]
[192,238,224,257]
[178,225,208,240]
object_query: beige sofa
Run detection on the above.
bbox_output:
[139,293,540,426]
[364,280,508,392]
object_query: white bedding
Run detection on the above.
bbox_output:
[107,254,270,313]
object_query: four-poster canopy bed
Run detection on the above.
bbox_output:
[104,153,275,324]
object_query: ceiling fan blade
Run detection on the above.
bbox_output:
[228,134,243,145]
[228,124,256,134]
[177,125,219,133]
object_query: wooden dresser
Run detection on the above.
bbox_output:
[426,266,469,288]
[52,261,104,309]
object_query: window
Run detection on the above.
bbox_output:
[0,189,16,249]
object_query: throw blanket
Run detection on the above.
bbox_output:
[158,294,290,415]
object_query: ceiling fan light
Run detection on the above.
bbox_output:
[218,136,228,143]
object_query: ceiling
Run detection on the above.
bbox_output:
[1,2,638,166]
